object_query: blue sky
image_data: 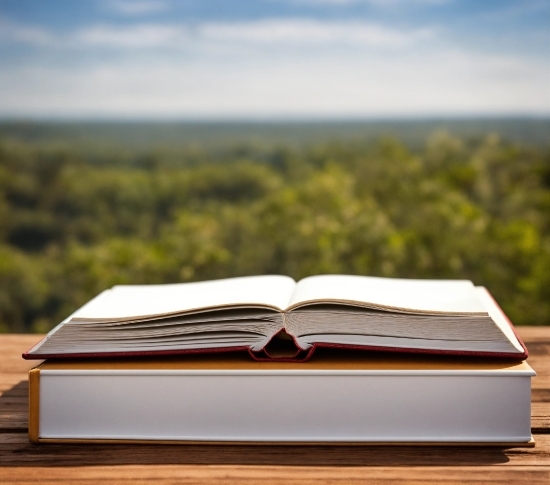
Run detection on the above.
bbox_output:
[0,0,549,119]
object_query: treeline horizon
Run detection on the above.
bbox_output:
[1,117,549,150]
[0,129,549,332]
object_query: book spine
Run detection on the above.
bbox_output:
[28,367,40,443]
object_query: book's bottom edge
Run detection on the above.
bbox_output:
[33,437,535,447]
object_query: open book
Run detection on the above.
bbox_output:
[23,275,528,361]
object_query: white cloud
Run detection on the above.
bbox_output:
[0,14,547,118]
[74,24,189,48]
[0,18,434,50]
[104,0,171,16]
[73,19,435,50]
[0,48,547,119]
[198,19,435,47]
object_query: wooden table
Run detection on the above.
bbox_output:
[1,330,549,484]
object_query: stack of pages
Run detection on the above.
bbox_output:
[25,275,534,445]
[24,275,528,360]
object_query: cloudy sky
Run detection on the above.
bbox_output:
[0,0,549,120]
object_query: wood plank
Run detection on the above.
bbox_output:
[0,335,41,397]
[0,466,548,485]
[532,403,550,432]
[521,337,550,396]
[532,389,550,402]
[524,345,550,391]
[517,327,550,343]
[518,326,550,392]
[0,433,548,467]
[0,380,27,432]
[0,335,43,373]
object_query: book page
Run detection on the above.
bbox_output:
[288,275,487,314]
[70,275,296,320]
[475,287,524,352]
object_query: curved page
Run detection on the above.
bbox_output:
[70,275,296,321]
[288,275,487,314]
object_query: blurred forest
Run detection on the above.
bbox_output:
[1,121,549,332]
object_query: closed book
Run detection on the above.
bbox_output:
[29,352,535,445]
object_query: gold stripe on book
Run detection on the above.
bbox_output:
[37,353,532,372]
[28,367,40,444]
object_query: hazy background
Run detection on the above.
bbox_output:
[0,0,549,332]
[1,0,549,119]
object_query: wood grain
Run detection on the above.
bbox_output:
[0,432,549,466]
[0,328,548,484]
[1,465,549,485]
